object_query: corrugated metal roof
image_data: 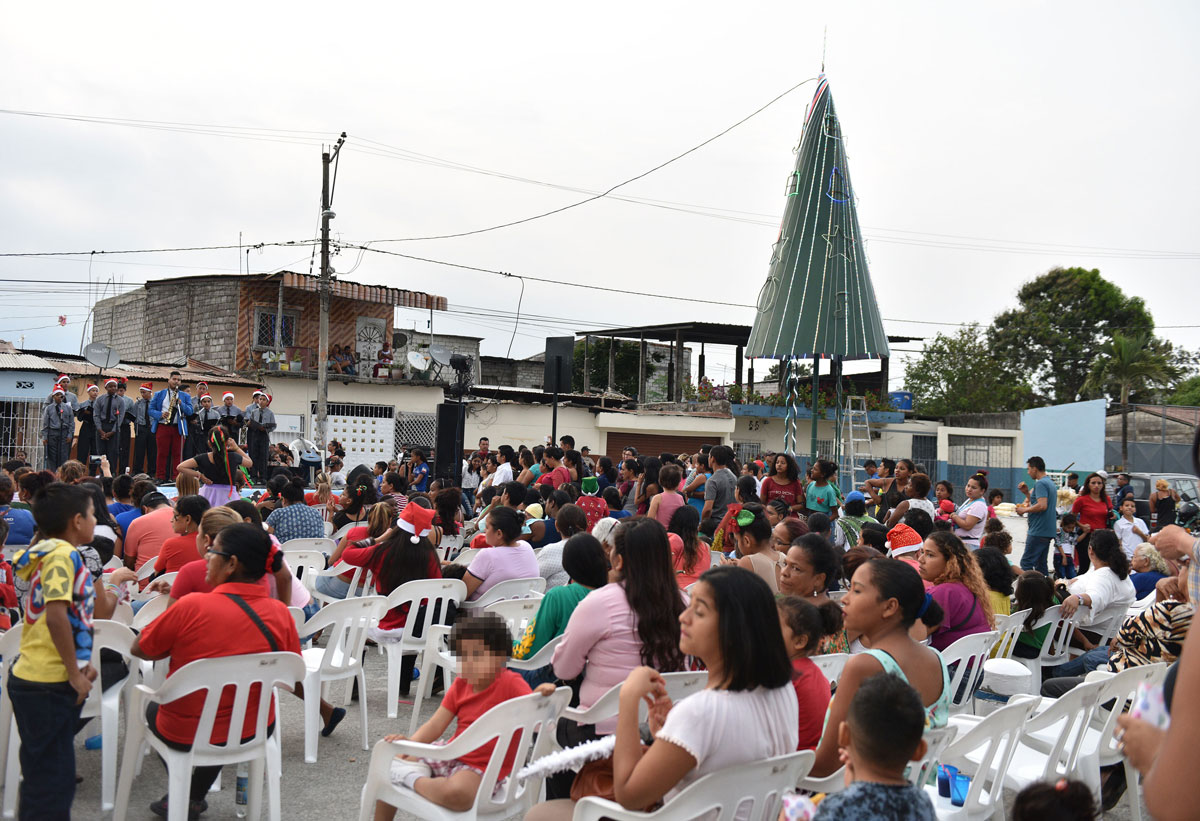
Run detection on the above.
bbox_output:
[0,352,57,372]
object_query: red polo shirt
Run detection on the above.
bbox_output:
[154,531,200,574]
[137,581,302,745]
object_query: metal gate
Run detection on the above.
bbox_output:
[911,435,938,474]
[394,411,436,457]
[946,434,1014,503]
[0,398,46,470]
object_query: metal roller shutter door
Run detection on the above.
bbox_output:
[605,433,716,464]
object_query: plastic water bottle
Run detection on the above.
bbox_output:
[235,762,248,817]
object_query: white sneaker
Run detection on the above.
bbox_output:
[389,758,432,789]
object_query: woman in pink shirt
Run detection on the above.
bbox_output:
[463,507,538,600]
[550,518,687,735]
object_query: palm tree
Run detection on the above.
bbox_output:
[1084,332,1177,468]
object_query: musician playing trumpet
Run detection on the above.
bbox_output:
[149,370,193,481]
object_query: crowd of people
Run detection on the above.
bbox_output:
[2,428,1197,820]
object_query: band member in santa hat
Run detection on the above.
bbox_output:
[132,382,157,476]
[92,377,127,473]
[46,374,80,410]
[216,390,244,439]
[244,389,276,484]
[40,387,76,470]
[75,383,101,468]
[116,378,134,473]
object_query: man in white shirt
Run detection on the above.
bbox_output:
[493,444,515,486]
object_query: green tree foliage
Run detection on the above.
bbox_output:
[903,324,1034,416]
[572,338,661,396]
[1083,332,1178,467]
[1168,375,1200,407]
[988,267,1153,405]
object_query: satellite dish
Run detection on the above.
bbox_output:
[407,351,430,370]
[83,342,120,369]
[429,343,453,367]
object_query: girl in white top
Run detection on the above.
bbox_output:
[527,565,798,821]
[950,473,989,547]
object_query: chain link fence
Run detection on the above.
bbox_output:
[394,411,436,457]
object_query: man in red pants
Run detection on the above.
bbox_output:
[149,370,193,481]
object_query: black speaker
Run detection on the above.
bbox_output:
[434,402,465,486]
[544,336,574,393]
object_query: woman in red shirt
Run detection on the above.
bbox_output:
[760,453,804,515]
[1070,472,1112,574]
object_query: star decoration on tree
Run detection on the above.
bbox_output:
[821,224,855,260]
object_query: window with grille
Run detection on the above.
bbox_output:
[733,442,763,465]
[947,435,1012,469]
[254,307,299,349]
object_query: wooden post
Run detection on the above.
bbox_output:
[735,344,744,389]
[583,335,591,394]
[675,329,684,402]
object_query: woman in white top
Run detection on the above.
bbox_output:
[527,565,798,820]
[884,473,936,528]
[950,473,989,547]
[1058,528,1137,639]
[729,504,782,593]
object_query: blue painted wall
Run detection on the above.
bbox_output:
[0,371,55,400]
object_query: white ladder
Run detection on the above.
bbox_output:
[841,396,873,488]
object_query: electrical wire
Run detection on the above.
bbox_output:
[0,240,317,258]
[358,77,819,243]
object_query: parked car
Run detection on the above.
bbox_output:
[1105,472,1200,526]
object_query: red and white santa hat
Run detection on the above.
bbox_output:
[222,391,235,401]
[86,384,99,393]
[252,389,265,398]
[52,387,66,397]
[104,378,118,387]
[396,504,435,543]
[199,393,212,402]
[139,383,153,394]
[56,374,71,385]
[264,393,273,405]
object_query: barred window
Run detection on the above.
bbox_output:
[254,308,298,348]
[733,441,763,465]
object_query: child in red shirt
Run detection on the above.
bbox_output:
[376,612,556,816]
[777,596,835,751]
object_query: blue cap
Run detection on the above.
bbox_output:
[845,490,866,503]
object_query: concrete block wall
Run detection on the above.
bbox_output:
[91,290,148,360]
[479,356,545,389]
[143,281,241,369]
[401,330,482,382]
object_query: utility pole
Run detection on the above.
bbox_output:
[315,134,346,454]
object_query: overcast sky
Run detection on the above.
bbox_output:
[3,2,1197,393]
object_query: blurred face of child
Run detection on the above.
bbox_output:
[456,638,507,690]
[678,581,720,663]
[1121,498,1137,518]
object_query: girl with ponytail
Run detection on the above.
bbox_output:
[809,557,950,776]
[176,425,253,506]
[332,479,377,531]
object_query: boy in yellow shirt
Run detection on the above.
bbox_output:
[9,483,133,820]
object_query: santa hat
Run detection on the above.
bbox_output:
[252,389,265,398]
[139,383,153,393]
[886,523,923,557]
[264,393,273,404]
[86,384,99,393]
[222,391,235,401]
[56,374,70,385]
[197,381,209,391]
[396,504,435,543]
[199,393,212,402]
[104,378,118,387]
[51,387,65,397]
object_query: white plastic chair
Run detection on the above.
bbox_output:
[368,579,465,724]
[924,697,1038,819]
[112,652,305,821]
[452,547,481,567]
[281,537,336,556]
[310,561,375,605]
[940,631,999,714]
[951,680,1106,806]
[1127,591,1155,614]
[283,549,328,594]
[359,687,571,821]
[330,522,357,543]
[710,550,725,567]
[485,598,564,674]
[810,653,850,685]
[0,627,21,820]
[563,671,709,727]
[111,600,134,625]
[573,750,814,821]
[131,594,171,631]
[323,520,334,537]
[135,561,158,584]
[78,620,137,812]
[296,595,386,763]
[909,725,958,788]
[461,577,545,610]
[1080,604,1123,650]
[988,608,1032,661]
[1012,605,1081,694]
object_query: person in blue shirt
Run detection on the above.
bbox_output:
[0,475,34,545]
[1114,473,1135,509]
[114,478,159,537]
[1017,455,1059,573]
[403,447,430,493]
[107,474,137,517]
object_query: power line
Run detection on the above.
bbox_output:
[0,240,317,259]
[359,77,819,244]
